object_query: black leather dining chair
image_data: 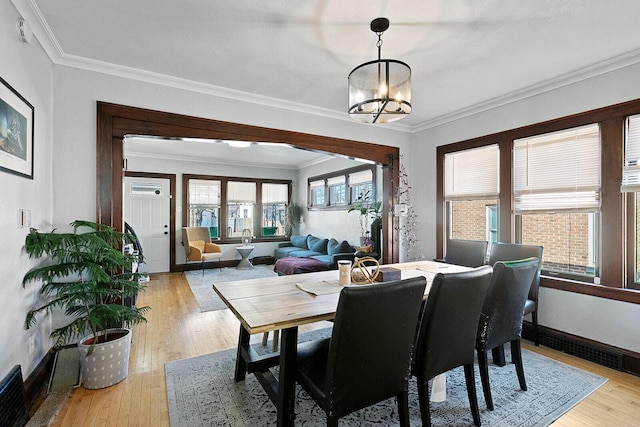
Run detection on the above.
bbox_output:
[488,242,544,346]
[295,277,426,427]
[412,266,493,426]
[476,258,540,410]
[444,238,489,268]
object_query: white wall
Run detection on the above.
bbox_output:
[413,62,640,353]
[0,2,54,378]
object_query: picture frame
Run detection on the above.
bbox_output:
[0,76,34,179]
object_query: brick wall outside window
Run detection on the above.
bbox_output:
[453,201,592,275]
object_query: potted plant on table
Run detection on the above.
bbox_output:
[22,220,150,389]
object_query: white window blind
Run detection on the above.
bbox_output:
[513,123,600,213]
[262,183,288,203]
[622,114,640,192]
[349,169,372,185]
[327,176,345,186]
[227,181,256,204]
[444,145,499,200]
[309,180,324,188]
[189,179,220,205]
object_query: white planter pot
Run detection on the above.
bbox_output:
[77,328,132,389]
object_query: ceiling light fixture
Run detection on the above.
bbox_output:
[348,17,411,124]
[227,140,252,148]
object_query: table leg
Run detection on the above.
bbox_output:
[234,325,250,382]
[276,327,298,427]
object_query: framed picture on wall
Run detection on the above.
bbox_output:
[0,76,34,179]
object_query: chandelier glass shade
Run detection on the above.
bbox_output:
[348,18,412,124]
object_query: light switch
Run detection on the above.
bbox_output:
[18,209,31,228]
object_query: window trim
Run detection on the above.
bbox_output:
[183,174,291,243]
[307,165,376,211]
[437,98,640,303]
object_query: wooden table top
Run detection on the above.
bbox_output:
[213,260,470,334]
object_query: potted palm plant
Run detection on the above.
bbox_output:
[22,220,150,389]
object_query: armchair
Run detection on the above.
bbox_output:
[182,227,222,275]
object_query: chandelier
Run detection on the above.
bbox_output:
[348,18,412,124]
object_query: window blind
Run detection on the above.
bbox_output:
[262,183,288,203]
[622,114,640,192]
[227,181,256,203]
[189,179,220,205]
[327,176,345,186]
[349,169,372,185]
[513,123,600,213]
[444,144,499,200]
[309,180,324,188]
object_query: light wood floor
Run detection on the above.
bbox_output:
[50,272,640,426]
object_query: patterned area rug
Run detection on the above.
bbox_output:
[165,329,607,426]
[184,265,278,312]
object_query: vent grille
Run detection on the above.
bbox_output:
[0,365,28,427]
[523,325,623,370]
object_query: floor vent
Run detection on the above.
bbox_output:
[524,325,624,371]
[0,365,29,427]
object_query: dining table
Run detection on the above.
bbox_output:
[213,260,471,426]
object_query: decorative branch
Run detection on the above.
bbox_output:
[394,155,422,260]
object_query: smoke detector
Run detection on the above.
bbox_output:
[17,17,33,44]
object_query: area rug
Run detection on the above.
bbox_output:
[184,265,278,312]
[165,329,607,426]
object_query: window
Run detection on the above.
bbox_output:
[486,205,498,248]
[309,180,326,207]
[188,179,221,238]
[438,98,640,298]
[327,176,347,205]
[227,181,256,238]
[308,166,376,210]
[513,124,601,280]
[349,169,374,203]
[623,114,640,289]
[262,183,288,237]
[184,175,290,241]
[444,145,499,249]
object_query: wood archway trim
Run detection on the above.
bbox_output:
[96,102,400,264]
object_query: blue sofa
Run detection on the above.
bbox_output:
[274,234,355,269]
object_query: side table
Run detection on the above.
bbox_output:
[236,245,255,269]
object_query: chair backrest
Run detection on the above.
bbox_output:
[477,258,540,350]
[444,239,489,268]
[488,242,543,302]
[325,277,426,416]
[182,227,212,258]
[413,266,493,379]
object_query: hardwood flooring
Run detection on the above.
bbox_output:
[50,272,640,426]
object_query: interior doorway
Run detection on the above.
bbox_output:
[96,102,400,269]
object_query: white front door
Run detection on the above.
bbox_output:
[123,177,171,273]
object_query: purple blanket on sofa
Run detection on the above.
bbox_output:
[274,257,329,275]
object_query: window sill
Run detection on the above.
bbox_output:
[541,276,640,304]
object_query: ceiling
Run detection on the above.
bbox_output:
[124,136,339,169]
[22,0,640,132]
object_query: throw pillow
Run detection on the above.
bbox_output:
[327,238,339,256]
[335,240,353,254]
[290,234,309,249]
[307,235,329,253]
